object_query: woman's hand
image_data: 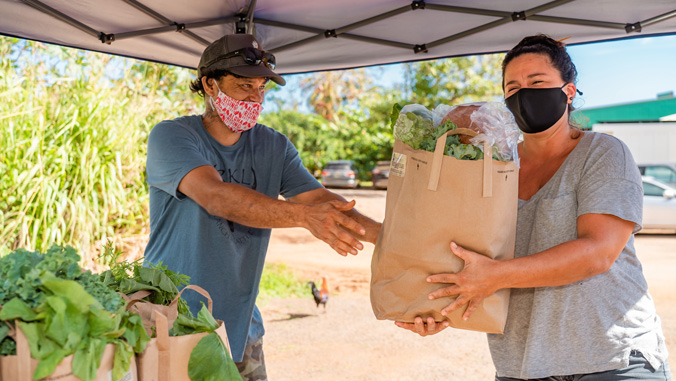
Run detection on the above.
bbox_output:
[427,242,500,321]
[394,317,450,337]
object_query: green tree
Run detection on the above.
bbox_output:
[259,110,337,177]
[403,54,505,109]
[300,69,371,122]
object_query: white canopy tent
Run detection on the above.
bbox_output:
[1,0,676,75]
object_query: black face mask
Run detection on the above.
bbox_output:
[505,85,568,134]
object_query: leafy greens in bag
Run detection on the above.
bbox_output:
[0,245,149,380]
[391,102,520,163]
[99,243,241,380]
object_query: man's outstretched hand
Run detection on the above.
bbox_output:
[304,199,367,256]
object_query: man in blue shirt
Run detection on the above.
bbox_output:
[144,33,381,380]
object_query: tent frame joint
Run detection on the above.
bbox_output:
[625,22,642,33]
[511,11,527,22]
[324,29,337,38]
[235,14,248,34]
[413,44,427,53]
[411,1,425,10]
[99,32,115,44]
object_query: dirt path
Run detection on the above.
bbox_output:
[262,189,676,380]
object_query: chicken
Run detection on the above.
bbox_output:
[309,277,329,311]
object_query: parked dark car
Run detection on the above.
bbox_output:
[321,160,359,189]
[371,160,391,190]
[638,163,676,188]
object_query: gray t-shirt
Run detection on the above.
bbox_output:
[144,115,321,362]
[488,132,668,378]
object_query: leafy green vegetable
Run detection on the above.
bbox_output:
[113,341,134,380]
[99,243,240,380]
[392,107,435,150]
[188,332,242,381]
[0,246,124,312]
[183,304,242,381]
[0,245,149,380]
[172,303,219,336]
[98,242,190,316]
[0,322,15,355]
[389,102,403,130]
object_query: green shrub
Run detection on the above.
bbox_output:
[0,37,200,260]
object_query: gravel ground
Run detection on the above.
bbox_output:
[261,189,676,380]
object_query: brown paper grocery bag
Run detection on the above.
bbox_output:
[135,285,232,381]
[0,321,137,381]
[370,128,518,333]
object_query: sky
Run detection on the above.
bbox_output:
[272,34,676,113]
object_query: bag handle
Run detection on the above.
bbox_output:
[121,290,153,312]
[13,320,32,381]
[155,311,171,381]
[126,290,152,301]
[170,284,213,313]
[153,285,213,381]
[427,128,493,198]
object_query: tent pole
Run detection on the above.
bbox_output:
[333,5,411,35]
[425,0,575,51]
[246,0,257,35]
[20,0,99,39]
[641,9,676,28]
[121,0,210,45]
[528,15,626,30]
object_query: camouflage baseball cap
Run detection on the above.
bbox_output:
[197,34,285,85]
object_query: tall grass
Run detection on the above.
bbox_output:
[0,37,200,262]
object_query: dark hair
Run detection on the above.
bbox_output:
[502,34,579,117]
[189,69,246,97]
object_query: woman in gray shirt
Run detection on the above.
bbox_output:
[396,34,670,380]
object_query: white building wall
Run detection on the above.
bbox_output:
[592,122,676,164]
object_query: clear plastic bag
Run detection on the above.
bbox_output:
[432,102,520,166]
[393,101,520,165]
[469,102,520,165]
[392,104,434,150]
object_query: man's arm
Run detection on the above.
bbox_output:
[178,165,378,255]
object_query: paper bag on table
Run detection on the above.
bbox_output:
[0,321,137,381]
[133,285,234,381]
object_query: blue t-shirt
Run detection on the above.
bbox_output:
[144,115,321,361]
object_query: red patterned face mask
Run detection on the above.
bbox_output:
[209,84,263,133]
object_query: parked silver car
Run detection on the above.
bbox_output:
[641,176,676,231]
[638,163,676,188]
[321,160,359,189]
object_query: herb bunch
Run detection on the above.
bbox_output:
[97,242,242,379]
[98,242,191,317]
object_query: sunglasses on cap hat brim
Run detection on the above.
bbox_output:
[203,47,276,70]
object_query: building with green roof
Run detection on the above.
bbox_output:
[573,91,676,129]
[576,91,676,164]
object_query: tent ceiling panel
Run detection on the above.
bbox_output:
[348,10,498,44]
[1,0,675,75]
